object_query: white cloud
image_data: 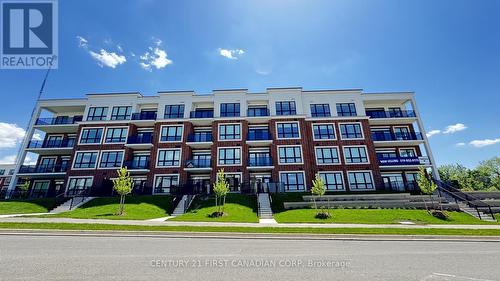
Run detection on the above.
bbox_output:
[117,44,123,52]
[443,123,467,134]
[0,154,37,165]
[89,49,126,68]
[139,39,172,71]
[455,142,466,147]
[469,138,500,148]
[426,130,441,138]
[218,48,245,60]
[0,122,26,149]
[256,69,271,75]
[76,36,88,48]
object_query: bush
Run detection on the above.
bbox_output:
[431,210,449,220]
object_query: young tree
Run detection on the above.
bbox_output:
[417,166,447,218]
[19,181,30,198]
[113,167,133,216]
[311,173,330,219]
[213,169,230,216]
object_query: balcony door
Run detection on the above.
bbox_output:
[382,174,405,191]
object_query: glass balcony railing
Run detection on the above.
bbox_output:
[123,160,150,169]
[27,139,75,148]
[18,164,68,173]
[247,131,272,141]
[35,116,83,125]
[189,110,214,118]
[371,131,424,141]
[187,133,213,142]
[127,133,153,144]
[366,110,416,119]
[248,157,273,166]
[247,108,270,117]
[185,159,211,168]
[131,112,157,120]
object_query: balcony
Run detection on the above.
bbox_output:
[366,110,416,119]
[186,133,213,148]
[34,116,83,133]
[189,110,214,118]
[123,160,150,171]
[18,164,67,175]
[246,131,272,146]
[247,108,270,117]
[27,139,75,155]
[185,159,212,172]
[248,157,273,170]
[126,134,153,149]
[378,156,430,168]
[371,132,424,146]
[131,112,157,121]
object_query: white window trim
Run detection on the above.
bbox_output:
[65,176,94,194]
[98,149,125,169]
[277,144,304,165]
[216,146,242,166]
[393,125,411,133]
[314,146,341,165]
[85,106,110,121]
[46,134,64,140]
[343,145,370,165]
[72,150,100,170]
[279,171,307,192]
[31,180,50,196]
[159,124,185,143]
[223,172,243,192]
[39,156,57,164]
[347,170,375,191]
[398,147,417,158]
[78,127,105,145]
[311,123,337,141]
[275,121,301,140]
[155,148,182,168]
[318,172,345,191]
[153,174,180,195]
[217,122,242,142]
[338,122,365,140]
[104,126,129,145]
[110,105,133,120]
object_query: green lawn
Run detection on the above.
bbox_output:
[170,194,258,223]
[1,222,500,236]
[46,195,174,220]
[274,208,498,224]
[0,198,65,215]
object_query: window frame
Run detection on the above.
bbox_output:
[86,107,108,121]
[318,172,345,191]
[220,103,241,117]
[72,151,99,170]
[275,121,301,140]
[277,145,304,165]
[156,148,182,168]
[314,146,341,165]
[30,180,50,198]
[339,122,364,140]
[399,147,417,158]
[311,123,336,141]
[218,123,242,141]
[279,171,306,192]
[347,171,375,191]
[78,127,104,145]
[159,124,184,143]
[310,104,331,117]
[153,174,180,194]
[104,126,129,144]
[98,150,125,169]
[164,105,185,119]
[110,106,132,120]
[66,176,93,194]
[336,103,357,117]
[217,147,242,166]
[275,101,297,116]
[343,145,370,164]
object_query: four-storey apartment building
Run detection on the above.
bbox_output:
[4,87,439,198]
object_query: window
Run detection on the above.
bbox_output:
[310,104,331,117]
[315,147,340,164]
[278,146,302,164]
[111,106,132,120]
[247,106,268,117]
[340,123,363,139]
[280,172,305,191]
[248,127,271,141]
[0,169,5,175]
[388,107,403,117]
[276,122,300,139]
[336,103,357,116]
[319,172,344,190]
[8,169,14,175]
[99,151,124,168]
[218,148,241,165]
[275,101,296,115]
[79,128,103,144]
[225,173,242,192]
[344,146,369,164]
[313,124,335,140]
[73,152,98,169]
[219,124,241,140]
[164,105,185,119]
[220,103,240,117]
[406,173,419,190]
[67,177,93,194]
[154,175,179,194]
[377,151,397,159]
[394,127,411,140]
[87,107,108,121]
[160,125,183,142]
[348,172,374,190]
[105,127,128,143]
[31,181,49,198]
[400,148,417,158]
[157,149,181,167]
[130,155,150,169]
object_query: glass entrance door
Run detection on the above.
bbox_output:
[382,174,405,191]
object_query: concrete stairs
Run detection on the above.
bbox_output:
[257,193,273,219]
[171,195,195,217]
[50,197,94,213]
[457,202,497,222]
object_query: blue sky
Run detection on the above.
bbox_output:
[0,0,499,167]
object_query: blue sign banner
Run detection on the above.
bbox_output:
[378,157,421,166]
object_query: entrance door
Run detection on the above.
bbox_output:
[250,174,272,193]
[382,174,405,191]
[189,177,211,194]
[30,181,50,198]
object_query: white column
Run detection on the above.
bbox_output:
[5,105,42,198]
[411,96,440,180]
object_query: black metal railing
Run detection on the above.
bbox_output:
[18,164,68,173]
[247,131,272,141]
[123,160,150,170]
[27,139,75,149]
[127,133,153,144]
[248,157,273,166]
[35,116,83,125]
[187,133,212,142]
[66,188,91,210]
[189,110,214,118]
[131,112,157,120]
[371,131,424,141]
[247,108,270,117]
[185,159,211,168]
[366,110,416,119]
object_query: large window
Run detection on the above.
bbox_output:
[160,125,183,142]
[157,149,181,167]
[312,124,335,140]
[278,146,302,164]
[105,127,128,143]
[87,107,108,121]
[348,171,374,190]
[340,123,363,139]
[315,147,340,164]
[220,103,240,117]
[154,175,179,194]
[336,103,357,116]
[111,106,132,120]
[319,172,344,190]
[344,146,369,164]
[73,152,98,169]
[219,124,241,140]
[400,148,417,158]
[31,181,49,198]
[275,101,296,115]
[218,147,241,165]
[280,172,305,191]
[276,122,300,139]
[310,104,331,117]
[247,106,268,117]
[79,128,103,144]
[67,177,93,194]
[164,105,185,119]
[99,151,124,168]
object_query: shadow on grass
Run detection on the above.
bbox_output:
[78,195,176,214]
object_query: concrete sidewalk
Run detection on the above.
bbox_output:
[1,217,500,229]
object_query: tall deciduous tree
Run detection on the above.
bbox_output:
[113,167,133,216]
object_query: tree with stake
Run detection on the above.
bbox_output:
[417,166,447,219]
[113,167,133,216]
[311,173,330,219]
[212,169,229,217]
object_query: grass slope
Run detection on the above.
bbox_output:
[0,198,65,215]
[170,194,258,223]
[47,195,174,220]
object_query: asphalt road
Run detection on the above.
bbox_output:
[1,233,499,281]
